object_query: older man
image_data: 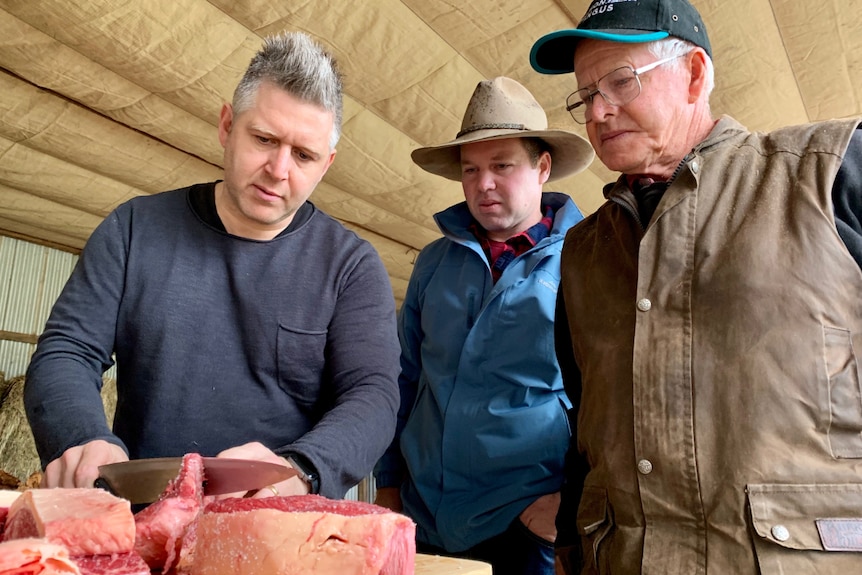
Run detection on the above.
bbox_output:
[374,77,593,575]
[530,0,862,573]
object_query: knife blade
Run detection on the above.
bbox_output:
[96,457,298,504]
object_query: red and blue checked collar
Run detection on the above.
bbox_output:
[470,205,554,282]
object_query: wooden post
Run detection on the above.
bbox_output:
[0,331,38,345]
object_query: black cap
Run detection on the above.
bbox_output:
[530,0,711,75]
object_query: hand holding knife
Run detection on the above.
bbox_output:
[96,456,299,504]
[95,442,318,504]
[215,441,318,498]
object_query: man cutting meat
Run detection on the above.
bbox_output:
[24,31,400,500]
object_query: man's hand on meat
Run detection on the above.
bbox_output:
[216,441,310,498]
[41,439,128,488]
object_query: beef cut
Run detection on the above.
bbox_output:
[2,489,135,557]
[1,488,149,575]
[0,537,80,574]
[0,491,22,540]
[0,537,149,575]
[133,452,205,571]
[72,551,150,575]
[190,495,415,575]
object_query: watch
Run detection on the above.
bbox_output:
[286,454,320,494]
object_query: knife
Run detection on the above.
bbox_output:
[95,457,298,504]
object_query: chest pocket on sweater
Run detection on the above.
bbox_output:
[747,483,862,573]
[823,326,862,458]
[277,323,327,406]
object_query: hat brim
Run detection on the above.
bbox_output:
[411,127,595,182]
[530,29,670,75]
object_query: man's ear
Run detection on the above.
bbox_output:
[538,150,552,185]
[687,48,709,103]
[218,103,234,147]
[321,149,337,178]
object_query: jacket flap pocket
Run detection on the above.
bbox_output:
[748,483,862,551]
[577,485,609,535]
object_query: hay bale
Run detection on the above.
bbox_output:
[102,376,117,427]
[0,371,11,404]
[0,375,38,482]
[0,375,118,483]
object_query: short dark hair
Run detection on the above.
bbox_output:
[521,137,551,168]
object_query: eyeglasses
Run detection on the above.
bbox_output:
[565,54,685,124]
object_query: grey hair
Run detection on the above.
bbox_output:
[232,32,344,150]
[647,37,715,98]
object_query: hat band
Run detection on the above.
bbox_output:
[456,122,528,138]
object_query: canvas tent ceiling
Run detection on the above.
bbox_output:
[0,0,860,308]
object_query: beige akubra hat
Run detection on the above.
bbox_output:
[411,76,594,182]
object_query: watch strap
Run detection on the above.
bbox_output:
[286,453,320,494]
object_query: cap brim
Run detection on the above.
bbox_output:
[411,129,595,182]
[530,29,670,75]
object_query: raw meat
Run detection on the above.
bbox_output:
[133,453,205,571]
[73,552,150,575]
[172,517,198,574]
[0,538,149,575]
[1,490,151,574]
[3,489,134,557]
[0,491,21,539]
[0,492,19,505]
[0,537,80,574]
[190,495,415,575]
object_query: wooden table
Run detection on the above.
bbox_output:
[415,553,492,574]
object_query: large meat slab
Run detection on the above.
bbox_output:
[190,495,415,575]
[3,489,134,557]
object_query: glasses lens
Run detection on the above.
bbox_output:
[598,67,641,108]
[566,66,644,124]
[566,90,590,124]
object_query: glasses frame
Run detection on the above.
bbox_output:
[566,54,686,124]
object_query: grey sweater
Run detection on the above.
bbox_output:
[25,183,401,498]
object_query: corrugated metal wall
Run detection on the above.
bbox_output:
[0,236,78,379]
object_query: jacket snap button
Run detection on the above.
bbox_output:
[771,525,790,542]
[637,298,652,312]
[690,160,699,174]
[637,459,653,474]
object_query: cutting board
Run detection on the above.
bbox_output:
[415,553,492,574]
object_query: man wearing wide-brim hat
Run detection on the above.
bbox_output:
[374,76,594,575]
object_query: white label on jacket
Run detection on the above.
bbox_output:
[816,518,862,551]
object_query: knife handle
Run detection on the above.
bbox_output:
[93,476,117,496]
[93,476,149,512]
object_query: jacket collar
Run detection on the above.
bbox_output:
[603,115,748,202]
[434,191,580,242]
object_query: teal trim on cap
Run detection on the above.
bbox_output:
[573,29,670,44]
[530,29,670,75]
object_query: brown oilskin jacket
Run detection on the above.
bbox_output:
[556,116,862,574]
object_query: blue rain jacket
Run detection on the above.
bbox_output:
[375,191,582,551]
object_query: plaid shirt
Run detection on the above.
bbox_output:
[470,205,555,282]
